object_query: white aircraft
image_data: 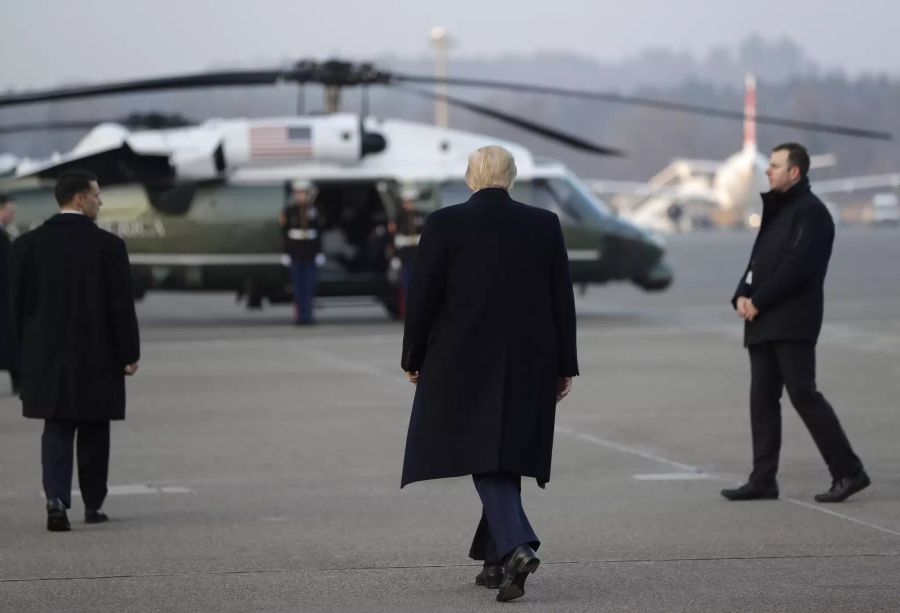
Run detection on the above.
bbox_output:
[589,74,899,233]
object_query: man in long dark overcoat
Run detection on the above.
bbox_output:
[10,170,140,532]
[401,145,578,602]
[723,143,869,504]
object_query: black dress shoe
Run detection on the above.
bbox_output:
[46,499,71,532]
[85,509,109,524]
[475,564,503,589]
[815,470,871,503]
[721,482,779,501]
[496,545,540,602]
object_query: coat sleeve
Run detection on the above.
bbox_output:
[731,228,766,309]
[8,235,30,343]
[731,261,752,309]
[0,234,9,305]
[105,237,141,365]
[401,215,447,373]
[550,215,579,376]
[750,206,832,311]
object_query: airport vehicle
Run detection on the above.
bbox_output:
[872,192,899,226]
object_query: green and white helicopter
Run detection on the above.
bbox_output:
[1,61,887,317]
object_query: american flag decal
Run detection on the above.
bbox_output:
[248,125,313,160]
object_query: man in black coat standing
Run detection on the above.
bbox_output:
[723,143,869,504]
[10,170,140,532]
[401,145,578,602]
[0,194,20,394]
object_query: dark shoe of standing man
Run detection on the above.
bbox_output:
[46,498,71,532]
[721,482,779,501]
[85,509,109,524]
[814,470,871,503]
[475,564,504,589]
[496,545,540,602]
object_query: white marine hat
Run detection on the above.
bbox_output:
[291,179,315,192]
[400,185,420,201]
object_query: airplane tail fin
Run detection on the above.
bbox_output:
[743,73,757,152]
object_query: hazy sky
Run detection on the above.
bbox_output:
[3,0,899,90]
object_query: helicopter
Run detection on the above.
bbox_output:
[0,60,890,317]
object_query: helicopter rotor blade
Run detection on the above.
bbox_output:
[0,61,389,108]
[394,73,892,141]
[0,71,284,107]
[0,120,101,135]
[0,113,194,135]
[0,60,889,142]
[395,86,625,156]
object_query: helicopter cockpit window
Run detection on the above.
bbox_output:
[531,180,582,225]
[563,174,614,217]
[534,176,612,225]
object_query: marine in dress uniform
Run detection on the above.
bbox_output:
[280,180,322,325]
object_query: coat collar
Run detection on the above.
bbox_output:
[44,212,95,226]
[761,176,810,206]
[757,176,811,230]
[467,187,513,205]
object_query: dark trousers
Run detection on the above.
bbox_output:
[42,420,110,510]
[289,260,317,324]
[469,472,540,565]
[748,342,863,486]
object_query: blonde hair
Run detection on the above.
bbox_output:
[465,145,517,191]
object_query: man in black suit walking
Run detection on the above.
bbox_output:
[10,170,141,531]
[401,145,578,602]
[723,143,869,504]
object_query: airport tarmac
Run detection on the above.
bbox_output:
[1,226,898,612]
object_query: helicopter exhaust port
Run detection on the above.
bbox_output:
[361,131,387,155]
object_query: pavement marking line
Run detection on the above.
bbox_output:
[555,426,706,474]
[143,332,398,350]
[307,349,396,379]
[576,317,900,356]
[3,553,899,584]
[44,484,195,498]
[780,497,900,539]
[291,344,411,388]
[633,473,716,481]
[556,425,900,540]
[158,486,193,494]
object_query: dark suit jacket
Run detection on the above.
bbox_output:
[732,177,834,346]
[401,188,578,488]
[10,213,140,420]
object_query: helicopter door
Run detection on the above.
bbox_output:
[313,181,394,285]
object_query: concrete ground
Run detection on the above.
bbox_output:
[1,226,898,612]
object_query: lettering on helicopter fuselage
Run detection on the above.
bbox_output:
[10,220,167,240]
[96,219,167,239]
